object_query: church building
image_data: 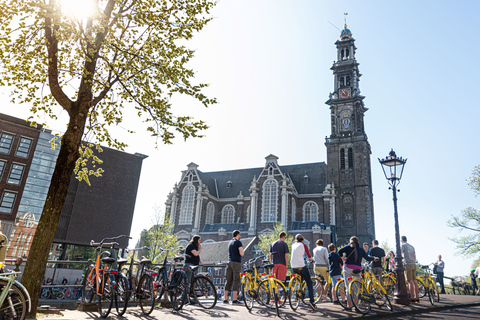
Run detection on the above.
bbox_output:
[165,24,375,251]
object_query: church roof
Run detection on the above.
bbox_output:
[198,162,327,199]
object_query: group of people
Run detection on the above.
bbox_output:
[184,230,448,311]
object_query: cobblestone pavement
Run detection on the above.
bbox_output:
[31,294,480,320]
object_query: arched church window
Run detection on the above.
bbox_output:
[221,204,235,223]
[303,201,318,222]
[340,77,345,87]
[340,148,346,170]
[341,49,344,60]
[346,76,351,86]
[346,49,350,58]
[205,202,214,224]
[262,179,278,222]
[348,148,354,169]
[179,185,195,225]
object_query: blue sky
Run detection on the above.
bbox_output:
[3,0,480,278]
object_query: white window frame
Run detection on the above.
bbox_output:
[261,179,278,222]
[205,202,215,224]
[179,184,195,225]
[221,204,235,224]
[302,201,318,222]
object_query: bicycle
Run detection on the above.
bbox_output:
[184,255,217,309]
[333,276,347,308]
[381,271,396,298]
[240,255,269,311]
[256,252,287,317]
[347,267,392,315]
[418,264,440,305]
[287,262,325,310]
[154,248,188,311]
[0,269,30,320]
[123,246,156,315]
[82,235,131,318]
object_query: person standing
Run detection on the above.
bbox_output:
[270,231,289,282]
[185,235,203,304]
[61,277,68,285]
[327,243,343,304]
[224,230,244,304]
[434,255,445,294]
[313,239,329,300]
[369,240,386,281]
[384,251,395,272]
[470,270,478,295]
[338,236,377,311]
[401,236,419,302]
[291,234,316,310]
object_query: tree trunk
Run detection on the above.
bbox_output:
[21,107,87,317]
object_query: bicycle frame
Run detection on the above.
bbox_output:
[0,271,31,314]
[241,255,267,297]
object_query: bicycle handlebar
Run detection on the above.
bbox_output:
[90,235,132,246]
[125,246,150,253]
[90,241,119,247]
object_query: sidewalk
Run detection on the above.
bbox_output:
[31,294,480,320]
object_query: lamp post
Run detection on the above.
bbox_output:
[378,149,409,305]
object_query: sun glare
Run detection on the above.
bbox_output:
[59,0,97,19]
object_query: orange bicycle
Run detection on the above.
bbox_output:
[81,235,130,313]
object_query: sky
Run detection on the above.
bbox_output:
[2,0,480,279]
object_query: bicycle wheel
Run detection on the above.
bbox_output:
[40,288,49,300]
[384,293,393,311]
[98,273,114,318]
[288,276,302,311]
[370,281,387,307]
[156,275,167,303]
[311,276,322,304]
[349,280,371,315]
[274,291,280,317]
[115,274,129,316]
[382,275,395,298]
[335,279,347,309]
[242,277,254,311]
[55,289,65,300]
[170,271,187,311]
[82,267,96,303]
[138,274,155,315]
[0,280,27,320]
[192,275,217,309]
[418,279,426,298]
[431,280,440,303]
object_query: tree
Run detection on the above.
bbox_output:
[257,222,293,261]
[140,206,178,264]
[0,0,216,314]
[380,240,394,254]
[448,165,480,258]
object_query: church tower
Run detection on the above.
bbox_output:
[325,23,375,244]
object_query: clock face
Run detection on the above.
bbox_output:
[339,88,351,99]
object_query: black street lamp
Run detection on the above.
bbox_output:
[379,149,409,305]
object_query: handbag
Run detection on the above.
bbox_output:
[433,264,438,274]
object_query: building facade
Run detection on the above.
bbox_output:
[0,113,147,261]
[166,25,375,252]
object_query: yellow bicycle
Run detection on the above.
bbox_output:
[418,264,440,305]
[240,255,269,310]
[347,268,392,314]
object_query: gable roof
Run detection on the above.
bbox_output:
[198,162,327,199]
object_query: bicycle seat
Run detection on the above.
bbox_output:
[421,265,429,269]
[174,255,184,262]
[140,258,152,265]
[102,257,116,264]
[352,269,362,274]
[189,265,200,271]
[117,258,128,265]
[263,264,274,269]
